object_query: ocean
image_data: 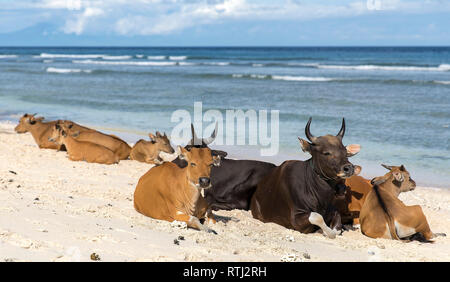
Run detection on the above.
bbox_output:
[0,47,448,187]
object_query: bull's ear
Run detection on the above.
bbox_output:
[393,171,404,182]
[213,155,221,167]
[346,144,360,157]
[178,146,190,161]
[371,176,388,186]
[298,137,311,153]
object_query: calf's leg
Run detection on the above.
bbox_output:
[173,213,217,234]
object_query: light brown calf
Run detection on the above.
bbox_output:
[49,124,119,165]
[134,147,220,233]
[59,121,131,160]
[360,165,440,241]
[130,131,175,164]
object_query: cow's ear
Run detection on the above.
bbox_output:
[381,164,393,171]
[156,131,162,137]
[393,171,404,182]
[149,133,156,141]
[298,137,312,153]
[371,176,388,186]
[346,144,360,157]
[178,146,190,161]
[399,165,406,171]
[213,155,221,167]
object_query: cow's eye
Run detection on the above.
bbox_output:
[323,152,331,156]
[191,163,196,167]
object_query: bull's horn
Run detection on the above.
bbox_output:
[305,117,316,142]
[337,118,346,139]
[203,122,218,145]
[190,123,202,146]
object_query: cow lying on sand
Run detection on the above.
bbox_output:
[360,164,445,241]
[58,120,131,160]
[130,131,175,164]
[251,118,361,238]
[49,123,119,165]
[15,113,91,151]
[134,147,221,233]
[173,124,276,211]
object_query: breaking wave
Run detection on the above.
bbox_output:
[46,67,92,74]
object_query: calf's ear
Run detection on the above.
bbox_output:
[393,171,404,182]
[371,175,388,186]
[298,137,312,153]
[346,144,360,157]
[149,133,156,141]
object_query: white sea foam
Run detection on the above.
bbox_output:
[46,67,91,74]
[147,56,166,60]
[252,63,264,67]
[0,55,18,59]
[43,60,53,63]
[434,80,450,85]
[169,56,187,60]
[101,55,132,60]
[310,63,450,72]
[136,54,144,58]
[272,75,335,81]
[38,53,104,59]
[206,62,230,66]
[73,59,177,66]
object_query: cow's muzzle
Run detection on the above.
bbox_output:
[199,177,211,189]
[337,164,359,178]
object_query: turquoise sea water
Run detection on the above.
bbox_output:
[0,47,448,187]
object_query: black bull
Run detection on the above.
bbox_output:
[250,118,360,238]
[172,124,276,211]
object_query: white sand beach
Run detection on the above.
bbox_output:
[0,121,449,262]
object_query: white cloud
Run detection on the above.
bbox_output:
[1,0,450,35]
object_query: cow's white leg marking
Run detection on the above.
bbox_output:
[394,221,416,238]
[382,223,392,239]
[308,212,336,239]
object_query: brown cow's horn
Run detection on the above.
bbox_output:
[305,117,316,142]
[190,123,202,146]
[337,118,345,139]
[381,164,392,171]
[203,122,218,145]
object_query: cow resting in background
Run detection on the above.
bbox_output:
[134,147,221,233]
[48,123,119,165]
[58,120,131,160]
[360,164,445,241]
[251,117,361,238]
[130,131,175,164]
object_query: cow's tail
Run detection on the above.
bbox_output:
[373,185,400,240]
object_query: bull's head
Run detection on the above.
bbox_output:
[185,123,227,159]
[14,113,43,133]
[298,117,361,180]
[371,164,416,194]
[149,131,175,154]
[178,146,221,189]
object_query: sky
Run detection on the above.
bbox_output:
[0,0,449,46]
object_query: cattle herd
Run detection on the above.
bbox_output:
[13,113,445,244]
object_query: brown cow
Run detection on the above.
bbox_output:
[49,123,119,165]
[14,114,90,150]
[130,131,175,164]
[339,175,373,226]
[59,120,131,160]
[360,165,443,241]
[134,147,220,233]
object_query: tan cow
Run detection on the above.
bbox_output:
[49,123,119,165]
[134,147,220,233]
[59,120,131,160]
[339,175,373,226]
[130,131,175,164]
[14,114,90,150]
[360,165,442,241]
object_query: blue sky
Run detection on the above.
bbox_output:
[0,0,449,46]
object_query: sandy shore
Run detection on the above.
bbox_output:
[0,121,449,262]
